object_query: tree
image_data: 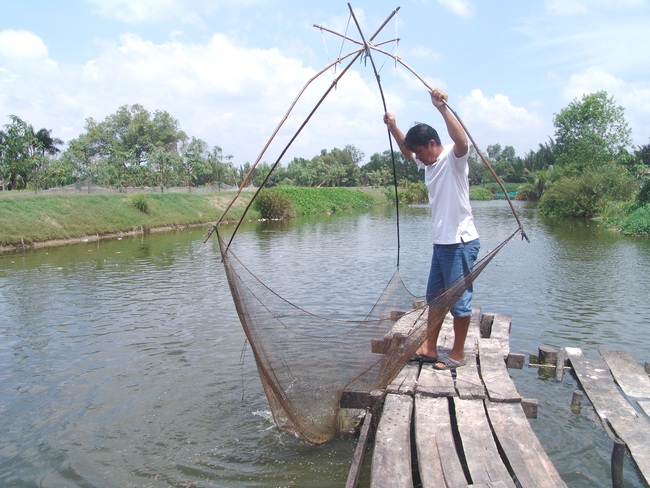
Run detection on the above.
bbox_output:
[64,105,187,188]
[553,91,631,174]
[1,115,38,190]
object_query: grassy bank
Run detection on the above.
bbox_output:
[0,187,389,251]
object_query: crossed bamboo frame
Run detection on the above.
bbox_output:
[206,4,529,255]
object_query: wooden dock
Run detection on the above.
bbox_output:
[343,308,567,488]
[343,308,650,488]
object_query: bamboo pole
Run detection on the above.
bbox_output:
[207,6,402,251]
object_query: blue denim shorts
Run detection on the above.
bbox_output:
[426,238,480,318]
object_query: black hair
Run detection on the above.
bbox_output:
[403,122,441,151]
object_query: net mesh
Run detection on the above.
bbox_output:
[217,227,516,444]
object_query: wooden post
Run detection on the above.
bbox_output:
[555,348,567,382]
[538,346,558,365]
[571,390,583,412]
[611,438,625,488]
[479,312,494,338]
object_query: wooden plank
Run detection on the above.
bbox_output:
[455,353,486,399]
[600,349,650,398]
[417,363,456,397]
[370,394,413,488]
[436,313,456,353]
[386,361,419,395]
[478,338,521,403]
[486,401,567,487]
[639,400,650,417]
[414,394,467,488]
[372,308,427,354]
[471,482,510,488]
[567,349,650,484]
[346,411,373,488]
[488,314,512,357]
[465,307,482,353]
[454,398,515,487]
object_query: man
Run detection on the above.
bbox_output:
[384,87,480,370]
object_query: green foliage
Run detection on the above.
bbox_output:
[469,186,493,201]
[637,179,650,206]
[397,181,428,204]
[269,187,379,216]
[538,163,636,218]
[0,192,235,247]
[553,91,631,173]
[619,204,650,235]
[130,194,151,214]
[254,188,297,220]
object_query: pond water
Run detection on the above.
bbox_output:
[1,200,649,487]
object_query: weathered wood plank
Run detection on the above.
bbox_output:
[454,398,516,487]
[455,353,486,399]
[478,338,521,403]
[417,363,456,397]
[345,411,373,488]
[600,349,650,398]
[414,394,467,488]
[567,349,650,485]
[470,482,510,488]
[386,361,419,395]
[488,314,512,357]
[486,401,567,487]
[639,400,650,417]
[465,307,482,353]
[436,313,456,353]
[370,394,413,488]
[372,308,427,354]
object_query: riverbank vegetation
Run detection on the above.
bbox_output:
[0,188,389,250]
[2,90,649,237]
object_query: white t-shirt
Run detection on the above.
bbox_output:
[414,144,479,245]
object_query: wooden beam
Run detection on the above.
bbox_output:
[370,393,413,488]
[486,401,567,487]
[345,410,374,488]
[567,348,650,485]
[600,349,650,398]
[414,394,467,487]
[479,338,521,403]
[454,398,516,487]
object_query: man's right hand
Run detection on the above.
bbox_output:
[383,112,396,127]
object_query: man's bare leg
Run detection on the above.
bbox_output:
[415,306,445,359]
[448,315,470,362]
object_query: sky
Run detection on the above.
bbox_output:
[1,0,649,166]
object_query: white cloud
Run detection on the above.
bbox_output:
[0,26,388,164]
[436,0,475,18]
[87,0,262,25]
[546,0,646,16]
[545,0,588,16]
[457,89,545,153]
[0,30,50,62]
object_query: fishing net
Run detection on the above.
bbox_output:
[216,226,518,444]
[208,5,528,444]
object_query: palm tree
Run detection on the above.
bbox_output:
[32,127,63,192]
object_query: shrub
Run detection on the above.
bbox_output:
[469,186,493,201]
[130,194,151,214]
[619,204,650,235]
[398,181,428,204]
[637,179,650,207]
[539,164,636,218]
[254,188,297,220]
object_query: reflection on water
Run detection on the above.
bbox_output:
[1,201,649,487]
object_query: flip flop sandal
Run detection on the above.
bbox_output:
[411,354,439,364]
[433,356,467,370]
